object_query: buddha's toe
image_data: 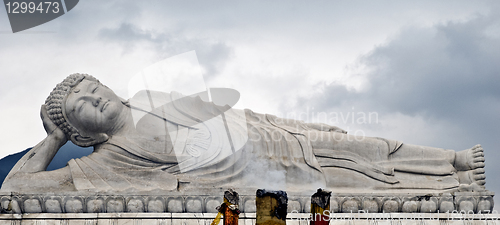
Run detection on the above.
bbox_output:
[472,144,482,152]
[473,162,485,169]
[476,180,486,186]
[473,152,484,161]
[474,173,486,181]
[473,168,485,174]
[473,168,486,185]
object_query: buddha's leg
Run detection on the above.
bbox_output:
[308,130,486,189]
[389,143,455,163]
[392,143,486,189]
[307,131,391,161]
[309,131,455,162]
[308,131,394,189]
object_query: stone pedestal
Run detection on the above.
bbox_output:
[0,191,495,214]
[2,213,500,225]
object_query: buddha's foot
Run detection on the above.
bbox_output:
[455,145,486,192]
[457,168,486,192]
[454,144,485,171]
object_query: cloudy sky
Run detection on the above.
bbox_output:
[1,0,499,207]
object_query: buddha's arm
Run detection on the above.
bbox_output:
[1,136,74,192]
[3,105,68,182]
[5,136,66,176]
[306,122,347,133]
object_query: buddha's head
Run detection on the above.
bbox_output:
[45,73,127,147]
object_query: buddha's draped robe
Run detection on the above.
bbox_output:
[67,92,459,192]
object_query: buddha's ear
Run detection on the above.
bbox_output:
[70,133,109,147]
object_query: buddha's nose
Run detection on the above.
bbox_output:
[92,97,102,107]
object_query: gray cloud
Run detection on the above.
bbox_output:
[290,11,500,197]
[98,23,234,81]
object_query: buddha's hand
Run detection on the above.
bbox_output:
[308,123,347,134]
[328,126,347,134]
[40,104,68,144]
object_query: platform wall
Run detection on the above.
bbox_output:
[2,213,500,225]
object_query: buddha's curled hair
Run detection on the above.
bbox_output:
[45,73,101,146]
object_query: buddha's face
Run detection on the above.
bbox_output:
[64,79,125,135]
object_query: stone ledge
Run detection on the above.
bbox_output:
[0,192,494,214]
[1,213,500,219]
[1,213,500,220]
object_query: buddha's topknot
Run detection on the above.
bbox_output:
[45,73,100,141]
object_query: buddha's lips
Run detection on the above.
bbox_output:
[101,100,110,112]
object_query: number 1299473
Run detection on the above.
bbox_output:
[5,1,60,14]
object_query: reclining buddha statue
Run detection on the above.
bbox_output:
[1,73,487,194]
